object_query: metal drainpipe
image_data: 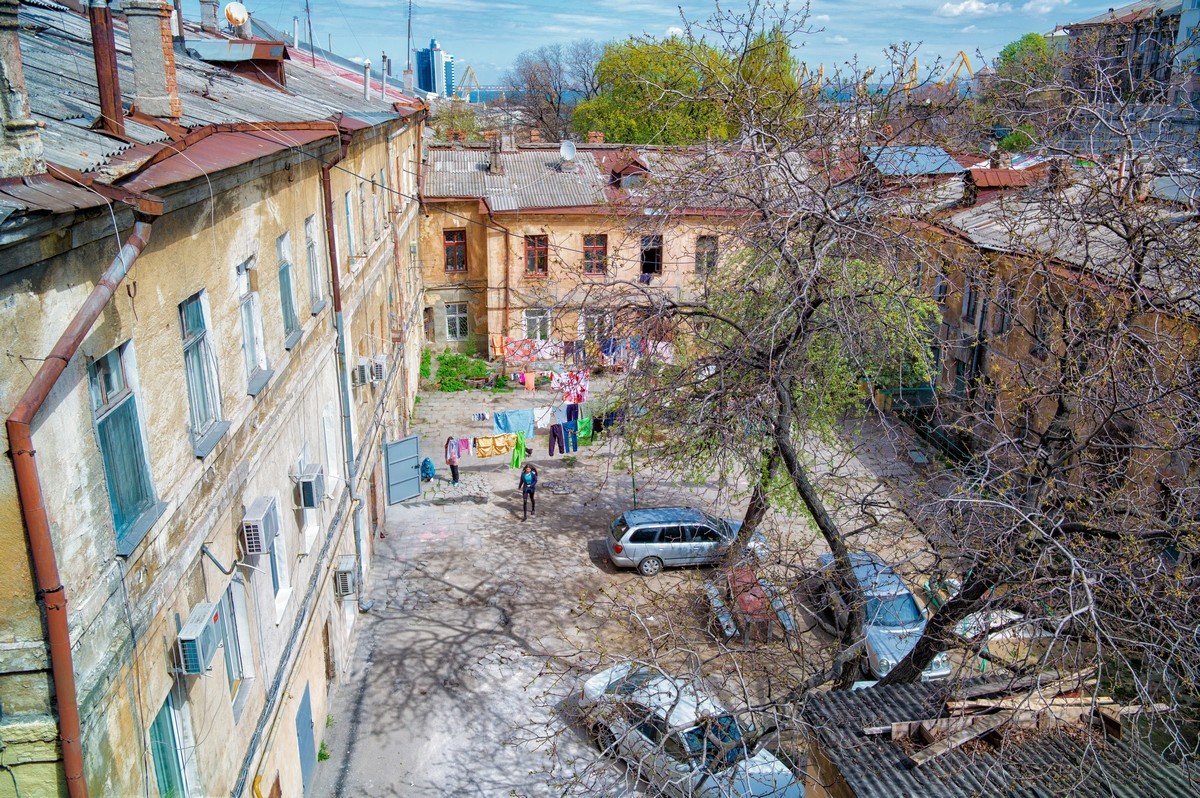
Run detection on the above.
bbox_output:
[6,220,154,798]
[321,154,371,612]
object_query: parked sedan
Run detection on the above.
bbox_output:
[606,507,765,576]
[814,552,951,680]
[578,663,804,797]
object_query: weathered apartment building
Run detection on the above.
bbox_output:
[0,1,424,796]
[419,142,734,358]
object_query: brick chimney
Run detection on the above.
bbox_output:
[586,130,605,144]
[0,0,44,177]
[529,129,542,144]
[199,0,219,32]
[488,137,505,175]
[124,0,182,120]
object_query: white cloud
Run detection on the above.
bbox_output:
[960,24,977,31]
[666,25,684,36]
[1021,0,1069,12]
[812,13,831,21]
[828,34,850,44]
[936,0,1011,15]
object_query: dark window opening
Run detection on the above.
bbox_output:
[695,235,718,275]
[525,234,549,275]
[640,235,663,275]
[443,229,467,272]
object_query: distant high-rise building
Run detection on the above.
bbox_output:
[414,38,455,97]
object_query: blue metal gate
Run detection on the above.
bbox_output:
[296,683,316,795]
[385,435,421,505]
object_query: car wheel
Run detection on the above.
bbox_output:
[592,723,617,755]
[638,557,663,577]
[860,656,873,678]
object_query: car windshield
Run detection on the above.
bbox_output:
[609,667,655,696]
[611,517,629,540]
[681,714,746,771]
[702,513,730,538]
[866,593,922,627]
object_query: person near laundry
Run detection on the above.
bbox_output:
[444,436,460,485]
[518,464,538,520]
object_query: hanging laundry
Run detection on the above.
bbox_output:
[533,405,556,429]
[553,404,570,425]
[511,431,527,469]
[458,437,471,457]
[494,409,535,439]
[475,433,517,458]
[524,371,537,391]
[578,416,594,445]
[549,424,565,457]
[555,370,590,404]
[470,412,488,422]
[566,403,580,422]
[563,420,578,453]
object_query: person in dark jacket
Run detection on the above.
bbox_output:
[518,464,538,520]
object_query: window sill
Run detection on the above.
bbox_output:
[116,501,168,558]
[247,368,274,397]
[231,678,253,722]
[283,329,303,351]
[310,298,329,316]
[192,421,231,459]
[524,272,550,279]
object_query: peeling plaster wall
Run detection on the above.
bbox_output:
[0,117,424,797]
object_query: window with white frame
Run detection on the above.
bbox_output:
[237,259,270,393]
[296,449,317,553]
[445,302,469,340]
[343,191,356,263]
[277,233,300,346]
[149,691,190,798]
[179,292,224,453]
[524,308,550,341]
[371,181,381,240]
[218,580,250,700]
[268,516,291,618]
[89,344,158,552]
[379,168,389,222]
[303,215,325,312]
[358,183,368,250]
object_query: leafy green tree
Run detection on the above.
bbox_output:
[572,38,733,144]
[995,32,1057,87]
[430,99,482,142]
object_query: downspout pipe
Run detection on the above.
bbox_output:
[87,0,125,137]
[320,151,372,613]
[6,219,154,798]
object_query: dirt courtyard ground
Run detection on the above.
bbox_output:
[309,381,941,797]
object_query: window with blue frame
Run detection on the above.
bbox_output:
[149,692,189,798]
[179,293,222,442]
[89,345,157,550]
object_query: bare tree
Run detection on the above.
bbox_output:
[502,40,602,141]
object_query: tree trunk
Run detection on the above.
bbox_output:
[739,445,779,545]
[878,569,994,684]
[771,382,865,688]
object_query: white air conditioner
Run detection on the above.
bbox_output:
[177,601,222,675]
[298,464,325,509]
[351,359,369,386]
[370,355,387,383]
[333,555,357,598]
[240,496,279,556]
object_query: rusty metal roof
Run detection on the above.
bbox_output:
[424,148,609,211]
[967,168,1043,189]
[1067,0,1181,27]
[802,680,1200,798]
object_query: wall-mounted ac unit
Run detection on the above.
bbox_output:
[370,355,387,383]
[177,601,222,675]
[333,555,357,598]
[351,359,369,386]
[298,464,325,509]
[240,496,279,556]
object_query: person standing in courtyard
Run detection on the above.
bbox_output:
[445,436,460,485]
[519,463,538,520]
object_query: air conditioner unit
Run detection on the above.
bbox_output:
[351,359,369,386]
[370,355,387,383]
[298,464,325,509]
[333,555,357,598]
[240,496,279,556]
[177,601,223,675]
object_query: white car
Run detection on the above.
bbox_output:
[578,663,805,797]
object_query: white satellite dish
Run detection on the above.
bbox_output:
[559,140,576,162]
[224,2,249,26]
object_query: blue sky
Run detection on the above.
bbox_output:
[206,0,1119,83]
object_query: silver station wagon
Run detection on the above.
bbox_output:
[606,507,762,576]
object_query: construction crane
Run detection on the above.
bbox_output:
[934,51,973,92]
[902,58,919,100]
[455,64,482,101]
[796,62,825,99]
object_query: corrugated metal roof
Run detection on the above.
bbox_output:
[424,149,609,211]
[865,146,965,177]
[184,39,287,63]
[802,680,1200,798]
[1151,174,1200,205]
[968,168,1042,189]
[1068,0,1181,27]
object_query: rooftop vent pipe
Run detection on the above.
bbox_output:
[88,0,125,137]
[362,59,371,100]
[124,0,182,120]
[0,0,45,177]
[488,138,504,175]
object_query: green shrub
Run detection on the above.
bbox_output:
[318,741,330,761]
[419,348,432,379]
[435,352,492,392]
